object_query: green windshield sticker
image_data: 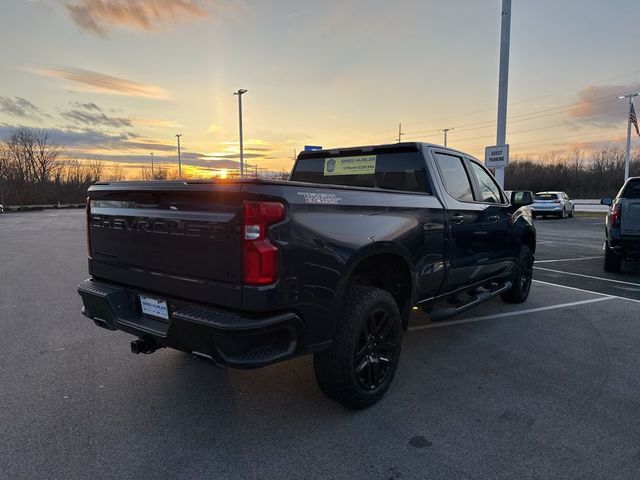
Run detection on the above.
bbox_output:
[323,155,377,176]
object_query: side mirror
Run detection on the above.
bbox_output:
[600,196,613,206]
[511,190,533,207]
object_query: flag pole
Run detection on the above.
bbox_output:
[620,92,639,182]
[625,98,632,182]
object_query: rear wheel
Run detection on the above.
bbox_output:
[313,286,402,409]
[501,246,534,304]
[604,244,621,272]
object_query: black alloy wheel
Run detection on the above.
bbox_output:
[353,308,398,390]
[313,286,402,409]
[501,246,534,303]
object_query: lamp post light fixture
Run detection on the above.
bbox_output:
[233,89,248,178]
[440,128,454,147]
[619,93,639,182]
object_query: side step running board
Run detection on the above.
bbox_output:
[429,280,512,321]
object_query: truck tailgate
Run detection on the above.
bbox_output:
[621,199,640,236]
[87,182,243,309]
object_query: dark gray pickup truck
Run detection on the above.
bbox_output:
[78,142,535,408]
[601,176,640,272]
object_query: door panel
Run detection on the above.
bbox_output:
[432,152,495,292]
[466,160,513,277]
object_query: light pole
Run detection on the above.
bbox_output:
[150,152,154,179]
[175,134,182,178]
[495,0,511,188]
[233,89,248,177]
[441,128,454,147]
[619,93,639,182]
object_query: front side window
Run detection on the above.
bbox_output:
[433,153,474,202]
[469,161,503,203]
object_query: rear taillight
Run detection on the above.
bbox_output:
[610,204,621,227]
[86,196,92,258]
[242,201,285,285]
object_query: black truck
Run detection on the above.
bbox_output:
[78,143,535,408]
[601,176,640,272]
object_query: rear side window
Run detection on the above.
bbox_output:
[291,151,430,193]
[433,153,474,202]
[535,193,558,200]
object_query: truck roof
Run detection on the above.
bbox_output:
[297,142,479,162]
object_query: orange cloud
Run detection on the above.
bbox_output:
[64,0,213,36]
[28,66,169,99]
[569,83,640,127]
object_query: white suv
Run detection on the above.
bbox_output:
[531,191,575,219]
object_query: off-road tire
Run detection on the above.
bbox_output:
[501,246,534,304]
[313,286,402,409]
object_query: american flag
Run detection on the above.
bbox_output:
[631,103,640,137]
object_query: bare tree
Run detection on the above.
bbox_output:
[33,130,63,184]
[86,159,105,182]
[2,128,62,184]
[110,163,126,181]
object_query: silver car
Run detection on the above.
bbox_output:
[531,191,575,219]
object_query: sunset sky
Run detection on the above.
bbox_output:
[1,0,640,177]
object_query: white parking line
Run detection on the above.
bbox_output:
[533,279,640,304]
[408,296,614,331]
[535,256,602,264]
[534,266,640,287]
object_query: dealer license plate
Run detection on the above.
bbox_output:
[139,296,169,320]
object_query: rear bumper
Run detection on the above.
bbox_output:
[531,206,563,213]
[77,279,304,369]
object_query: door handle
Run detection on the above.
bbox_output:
[451,214,465,224]
[488,215,500,223]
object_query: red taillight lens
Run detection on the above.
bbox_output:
[86,196,92,258]
[610,204,621,227]
[553,200,561,203]
[242,201,285,285]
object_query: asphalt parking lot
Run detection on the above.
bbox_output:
[1,210,639,480]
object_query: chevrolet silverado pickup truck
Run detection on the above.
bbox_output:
[78,142,535,408]
[601,176,640,272]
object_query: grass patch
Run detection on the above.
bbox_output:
[573,211,606,218]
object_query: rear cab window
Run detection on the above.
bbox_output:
[622,180,640,199]
[535,193,558,200]
[290,147,431,193]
